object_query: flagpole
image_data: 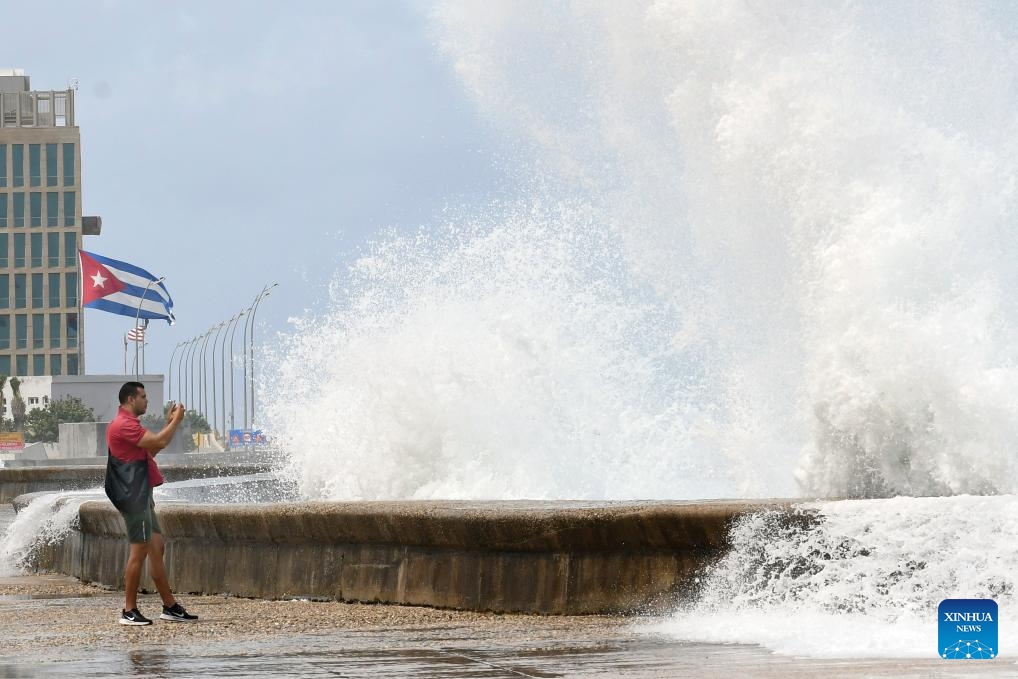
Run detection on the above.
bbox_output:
[123,334,128,375]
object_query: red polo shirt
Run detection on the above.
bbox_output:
[107,406,165,487]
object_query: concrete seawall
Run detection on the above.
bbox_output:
[0,462,272,503]
[26,499,798,614]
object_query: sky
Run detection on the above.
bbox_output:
[1,0,513,403]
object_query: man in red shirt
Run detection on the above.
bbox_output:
[108,381,197,625]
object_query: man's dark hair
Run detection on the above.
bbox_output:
[118,381,145,404]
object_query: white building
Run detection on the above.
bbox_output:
[0,374,164,423]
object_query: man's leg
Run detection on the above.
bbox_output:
[146,531,176,607]
[124,542,148,611]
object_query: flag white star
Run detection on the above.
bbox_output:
[90,270,107,288]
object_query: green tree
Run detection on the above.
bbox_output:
[141,405,210,452]
[0,375,7,427]
[10,377,26,433]
[24,397,96,443]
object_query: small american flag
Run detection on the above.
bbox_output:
[126,326,145,342]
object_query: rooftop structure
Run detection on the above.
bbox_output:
[0,70,75,129]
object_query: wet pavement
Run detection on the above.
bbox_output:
[0,591,1015,678]
[3,509,1016,677]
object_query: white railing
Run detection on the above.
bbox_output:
[0,90,74,128]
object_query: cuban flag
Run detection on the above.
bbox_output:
[79,250,175,324]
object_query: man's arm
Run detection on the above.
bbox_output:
[137,404,186,455]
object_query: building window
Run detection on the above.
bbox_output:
[13,193,24,227]
[66,311,77,348]
[49,313,61,348]
[15,314,26,349]
[12,145,24,187]
[63,191,75,227]
[50,354,61,376]
[0,144,6,187]
[64,232,77,267]
[65,275,78,307]
[62,143,75,186]
[32,314,43,349]
[14,274,26,309]
[0,275,8,309]
[28,396,39,406]
[30,234,42,268]
[0,356,8,375]
[46,192,58,228]
[13,233,24,267]
[31,273,43,308]
[67,353,78,375]
[0,194,6,227]
[45,233,58,268]
[46,144,57,187]
[29,145,40,187]
[29,192,41,227]
[32,355,44,376]
[0,316,8,350]
[48,273,60,307]
[16,354,28,375]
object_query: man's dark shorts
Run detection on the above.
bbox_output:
[119,492,161,544]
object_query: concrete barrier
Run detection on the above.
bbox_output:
[25,499,799,614]
[0,462,273,502]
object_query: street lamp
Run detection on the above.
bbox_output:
[242,283,276,430]
[220,311,244,438]
[168,341,185,402]
[198,324,219,424]
[177,336,196,404]
[207,320,227,440]
[133,276,165,380]
[189,329,208,417]
[227,308,247,434]
[183,335,198,410]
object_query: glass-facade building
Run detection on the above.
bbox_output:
[0,70,99,377]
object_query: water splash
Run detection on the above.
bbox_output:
[653,495,1018,656]
[267,1,1018,499]
[0,491,98,576]
[265,204,737,500]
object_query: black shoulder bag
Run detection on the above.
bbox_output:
[104,448,150,513]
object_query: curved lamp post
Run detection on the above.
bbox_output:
[227,308,247,434]
[177,336,196,404]
[220,311,244,437]
[198,324,220,424]
[133,276,164,380]
[247,283,277,430]
[242,283,277,430]
[207,320,227,439]
[167,341,185,403]
[188,329,208,416]
[186,335,201,410]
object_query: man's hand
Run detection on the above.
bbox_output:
[167,403,185,424]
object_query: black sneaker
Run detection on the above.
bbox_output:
[160,602,199,622]
[119,608,152,626]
